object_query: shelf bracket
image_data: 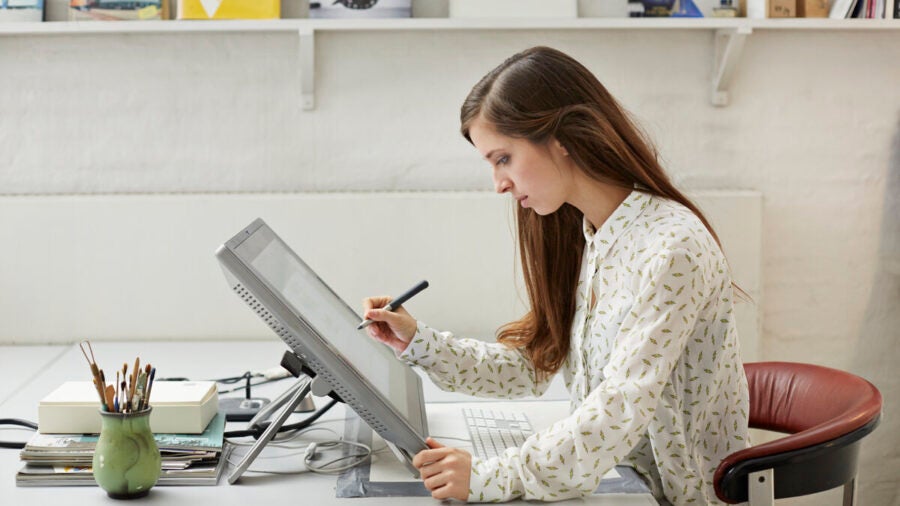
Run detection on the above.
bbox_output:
[711,25,752,107]
[299,27,315,111]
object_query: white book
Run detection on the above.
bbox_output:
[830,0,858,17]
[38,381,218,435]
[449,0,577,18]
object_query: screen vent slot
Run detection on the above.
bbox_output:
[233,284,388,435]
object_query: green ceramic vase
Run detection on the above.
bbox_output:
[92,407,161,499]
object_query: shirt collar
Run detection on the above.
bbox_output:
[582,190,652,260]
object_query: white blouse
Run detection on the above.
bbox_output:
[398,191,750,505]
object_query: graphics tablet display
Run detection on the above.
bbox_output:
[215,218,428,473]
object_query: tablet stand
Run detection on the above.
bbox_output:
[227,351,338,484]
[227,376,314,484]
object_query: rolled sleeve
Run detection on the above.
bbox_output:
[399,321,551,399]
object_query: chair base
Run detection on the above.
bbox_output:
[748,469,774,506]
[747,471,857,506]
[842,477,857,506]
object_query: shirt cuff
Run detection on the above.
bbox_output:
[396,321,443,368]
[468,456,509,503]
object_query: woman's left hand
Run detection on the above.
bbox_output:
[413,437,472,501]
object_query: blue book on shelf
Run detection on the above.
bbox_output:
[672,0,703,17]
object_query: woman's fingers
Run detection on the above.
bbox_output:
[430,483,462,500]
[367,321,388,340]
[411,443,471,502]
[361,296,417,354]
[423,469,450,490]
[419,462,444,481]
[425,437,445,449]
[412,446,451,469]
[362,296,392,312]
[364,308,403,326]
[421,467,460,501]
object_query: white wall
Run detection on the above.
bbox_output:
[1,5,898,504]
[0,191,761,353]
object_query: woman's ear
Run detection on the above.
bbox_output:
[553,138,569,157]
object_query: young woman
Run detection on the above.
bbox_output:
[362,46,749,505]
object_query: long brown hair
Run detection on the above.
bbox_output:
[460,46,732,379]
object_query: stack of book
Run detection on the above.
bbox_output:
[0,0,44,22]
[16,412,230,487]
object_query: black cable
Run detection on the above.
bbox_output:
[0,418,39,449]
[157,372,263,384]
[217,377,285,395]
[224,398,340,439]
[155,372,287,395]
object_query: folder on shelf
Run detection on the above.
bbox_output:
[38,381,218,435]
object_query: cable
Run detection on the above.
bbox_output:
[226,426,341,447]
[157,371,289,396]
[217,377,284,395]
[228,426,392,460]
[224,424,384,476]
[0,418,38,449]
[223,398,339,439]
[304,440,372,474]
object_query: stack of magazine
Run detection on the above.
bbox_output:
[16,412,230,487]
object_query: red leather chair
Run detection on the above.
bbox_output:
[714,362,882,506]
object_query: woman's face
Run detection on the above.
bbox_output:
[468,115,575,216]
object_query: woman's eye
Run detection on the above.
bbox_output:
[497,156,509,165]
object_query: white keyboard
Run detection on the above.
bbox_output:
[462,407,534,459]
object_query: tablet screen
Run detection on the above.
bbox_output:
[235,226,418,424]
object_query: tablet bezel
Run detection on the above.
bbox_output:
[215,218,428,472]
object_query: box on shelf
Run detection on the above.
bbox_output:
[68,0,162,21]
[449,0,576,18]
[177,0,278,19]
[0,0,43,22]
[797,0,828,16]
[748,0,797,17]
[768,0,796,16]
[309,0,409,19]
[39,381,218,435]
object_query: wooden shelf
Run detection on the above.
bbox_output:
[1,17,896,108]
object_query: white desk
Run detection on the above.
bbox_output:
[0,345,69,405]
[0,341,657,505]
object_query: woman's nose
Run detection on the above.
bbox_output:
[493,174,511,194]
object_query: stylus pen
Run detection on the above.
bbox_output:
[357,280,429,330]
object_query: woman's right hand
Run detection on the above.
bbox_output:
[361,296,418,354]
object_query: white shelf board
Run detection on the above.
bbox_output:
[0,17,897,36]
[0,17,896,109]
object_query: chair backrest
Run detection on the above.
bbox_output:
[714,362,883,503]
[745,362,881,449]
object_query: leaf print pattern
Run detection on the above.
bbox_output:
[398,192,749,505]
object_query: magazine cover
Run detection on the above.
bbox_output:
[68,0,162,20]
